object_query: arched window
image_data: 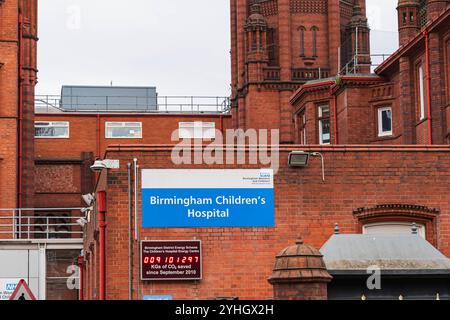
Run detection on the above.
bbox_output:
[353,204,439,245]
[311,26,318,57]
[363,222,426,238]
[299,26,306,57]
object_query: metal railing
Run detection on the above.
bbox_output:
[292,67,331,81]
[35,95,231,114]
[0,208,85,240]
[340,53,392,75]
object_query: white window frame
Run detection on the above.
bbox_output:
[363,222,426,239]
[318,105,330,145]
[34,121,70,139]
[378,107,393,137]
[178,122,216,140]
[418,65,426,120]
[105,122,142,139]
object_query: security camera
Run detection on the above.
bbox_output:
[90,160,107,172]
[82,194,95,206]
[76,217,88,228]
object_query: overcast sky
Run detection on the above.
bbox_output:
[36,0,399,96]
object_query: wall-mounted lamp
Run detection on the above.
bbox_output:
[90,159,120,173]
[288,151,325,182]
[82,193,95,207]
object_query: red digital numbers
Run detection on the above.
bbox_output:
[143,256,199,265]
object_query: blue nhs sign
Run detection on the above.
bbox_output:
[6,283,17,291]
[141,169,275,228]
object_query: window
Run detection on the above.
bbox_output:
[35,121,69,138]
[178,122,216,139]
[311,26,318,57]
[363,222,425,239]
[318,105,330,145]
[418,65,426,120]
[378,107,393,137]
[298,110,307,144]
[105,122,142,138]
[299,27,305,57]
[266,28,279,66]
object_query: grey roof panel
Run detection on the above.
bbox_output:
[320,234,450,271]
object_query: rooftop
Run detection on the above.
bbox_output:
[320,234,450,274]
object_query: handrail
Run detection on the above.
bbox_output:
[0,212,84,240]
[340,53,393,75]
[35,95,231,114]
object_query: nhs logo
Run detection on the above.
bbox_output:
[259,172,271,178]
[6,283,17,291]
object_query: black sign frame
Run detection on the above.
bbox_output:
[140,240,202,281]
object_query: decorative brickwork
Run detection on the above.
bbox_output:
[290,0,327,15]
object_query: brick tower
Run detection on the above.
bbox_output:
[230,0,371,144]
[397,0,421,46]
[0,0,37,210]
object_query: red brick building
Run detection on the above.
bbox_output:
[1,0,450,300]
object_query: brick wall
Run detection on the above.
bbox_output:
[83,145,450,300]
[35,114,232,159]
[0,0,19,218]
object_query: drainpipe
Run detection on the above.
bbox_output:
[97,190,107,300]
[97,114,101,158]
[424,30,433,144]
[133,158,140,299]
[18,13,24,208]
[77,256,84,300]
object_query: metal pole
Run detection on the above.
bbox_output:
[127,163,133,300]
[46,217,49,239]
[337,46,341,74]
[355,26,359,72]
[133,158,138,241]
[18,209,22,239]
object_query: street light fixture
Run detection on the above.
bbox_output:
[287,151,310,167]
[288,151,325,182]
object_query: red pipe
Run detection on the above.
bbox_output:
[77,256,84,300]
[18,14,24,208]
[97,191,107,300]
[424,30,433,144]
[97,114,101,158]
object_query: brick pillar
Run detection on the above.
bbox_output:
[427,0,448,21]
[277,0,291,81]
[268,239,332,300]
[399,56,416,144]
[428,32,446,144]
[277,0,293,143]
[327,0,341,75]
[19,0,38,208]
[279,90,293,144]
